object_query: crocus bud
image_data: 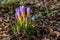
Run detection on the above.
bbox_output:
[20,6,25,13]
[20,6,25,19]
[27,7,30,14]
[32,15,36,21]
[15,8,22,22]
[25,16,28,26]
[15,8,20,17]
[27,7,30,17]
[43,0,47,7]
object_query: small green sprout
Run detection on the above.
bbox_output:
[43,0,53,16]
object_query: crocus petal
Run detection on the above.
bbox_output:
[19,10,21,16]
[32,15,36,21]
[15,8,20,17]
[15,8,18,12]
[20,6,25,19]
[43,2,47,7]
[43,0,47,7]
[27,7,30,17]
[20,6,25,13]
[27,7,30,14]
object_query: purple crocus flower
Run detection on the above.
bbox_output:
[20,6,25,13]
[19,10,21,16]
[15,8,20,23]
[32,15,36,21]
[20,6,25,20]
[15,8,18,20]
[15,8,21,17]
[15,8,20,16]
[15,8,22,23]
[27,7,30,14]
[43,0,47,7]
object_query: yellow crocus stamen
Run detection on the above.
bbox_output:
[18,16,23,22]
[21,12,25,20]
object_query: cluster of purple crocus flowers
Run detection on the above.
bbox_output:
[15,6,36,24]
